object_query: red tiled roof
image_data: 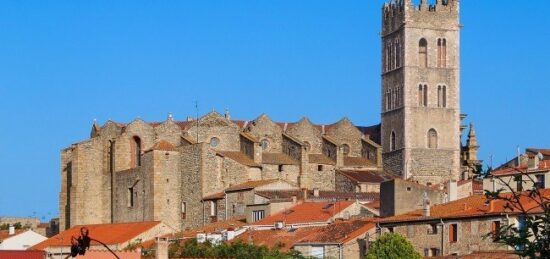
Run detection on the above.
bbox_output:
[202,192,225,201]
[255,190,379,202]
[31,221,161,250]
[308,154,336,165]
[251,201,354,226]
[234,227,323,252]
[343,157,376,167]
[225,179,279,192]
[262,153,299,165]
[364,200,380,210]
[216,151,260,168]
[296,219,375,244]
[0,250,46,259]
[337,170,389,183]
[491,160,550,176]
[148,140,177,152]
[380,189,550,223]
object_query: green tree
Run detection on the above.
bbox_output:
[366,233,422,259]
[171,239,306,259]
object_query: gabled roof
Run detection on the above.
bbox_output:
[234,227,323,252]
[380,189,550,224]
[31,221,162,250]
[262,153,300,165]
[308,154,335,165]
[216,151,260,168]
[250,201,355,226]
[337,170,389,183]
[225,179,279,192]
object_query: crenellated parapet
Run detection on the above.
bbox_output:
[382,0,459,35]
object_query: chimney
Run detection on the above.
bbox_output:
[488,200,495,212]
[313,188,320,198]
[155,237,169,259]
[447,180,458,202]
[422,193,431,217]
[8,225,15,235]
[528,153,541,170]
[291,195,297,204]
[302,188,308,201]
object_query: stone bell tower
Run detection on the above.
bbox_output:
[380,0,461,184]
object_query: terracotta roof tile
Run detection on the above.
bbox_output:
[380,189,550,223]
[343,157,376,167]
[0,250,46,259]
[202,192,225,201]
[217,151,260,168]
[364,200,380,210]
[147,140,177,152]
[297,219,375,244]
[234,227,323,252]
[250,201,354,226]
[31,221,162,250]
[255,190,379,202]
[308,154,336,165]
[225,179,279,192]
[337,170,389,183]
[262,153,299,165]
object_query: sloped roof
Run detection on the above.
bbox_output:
[0,229,27,241]
[308,154,336,165]
[0,251,46,259]
[337,170,389,183]
[216,151,260,168]
[343,157,376,167]
[251,201,354,226]
[31,221,162,250]
[296,219,375,244]
[255,190,379,202]
[202,192,225,201]
[380,189,550,223]
[262,153,300,165]
[225,179,279,192]
[147,140,177,152]
[234,227,323,252]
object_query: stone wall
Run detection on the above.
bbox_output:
[261,165,300,186]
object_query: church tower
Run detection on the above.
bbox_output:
[380,0,461,184]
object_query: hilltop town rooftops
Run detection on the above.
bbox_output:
[380,188,550,223]
[234,226,323,252]
[31,221,163,250]
[250,201,355,226]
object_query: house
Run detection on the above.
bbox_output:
[335,169,391,193]
[0,227,47,250]
[31,221,174,258]
[484,148,550,192]
[378,189,550,257]
[293,219,375,259]
[248,200,365,230]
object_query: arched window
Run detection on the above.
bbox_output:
[419,84,428,107]
[385,42,391,72]
[442,85,447,107]
[342,144,350,156]
[437,85,442,107]
[210,137,220,147]
[260,139,269,150]
[437,38,447,68]
[386,88,391,111]
[133,136,142,167]
[390,131,396,151]
[427,129,438,149]
[395,38,401,68]
[419,38,428,68]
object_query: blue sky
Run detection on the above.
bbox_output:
[0,0,548,219]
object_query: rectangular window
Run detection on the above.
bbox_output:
[387,227,394,233]
[318,165,323,171]
[515,176,523,191]
[427,223,438,235]
[449,224,458,242]
[278,165,284,172]
[252,210,265,222]
[182,202,186,219]
[210,201,217,217]
[491,220,500,238]
[128,187,134,207]
[536,174,545,189]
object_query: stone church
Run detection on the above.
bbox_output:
[59,0,480,231]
